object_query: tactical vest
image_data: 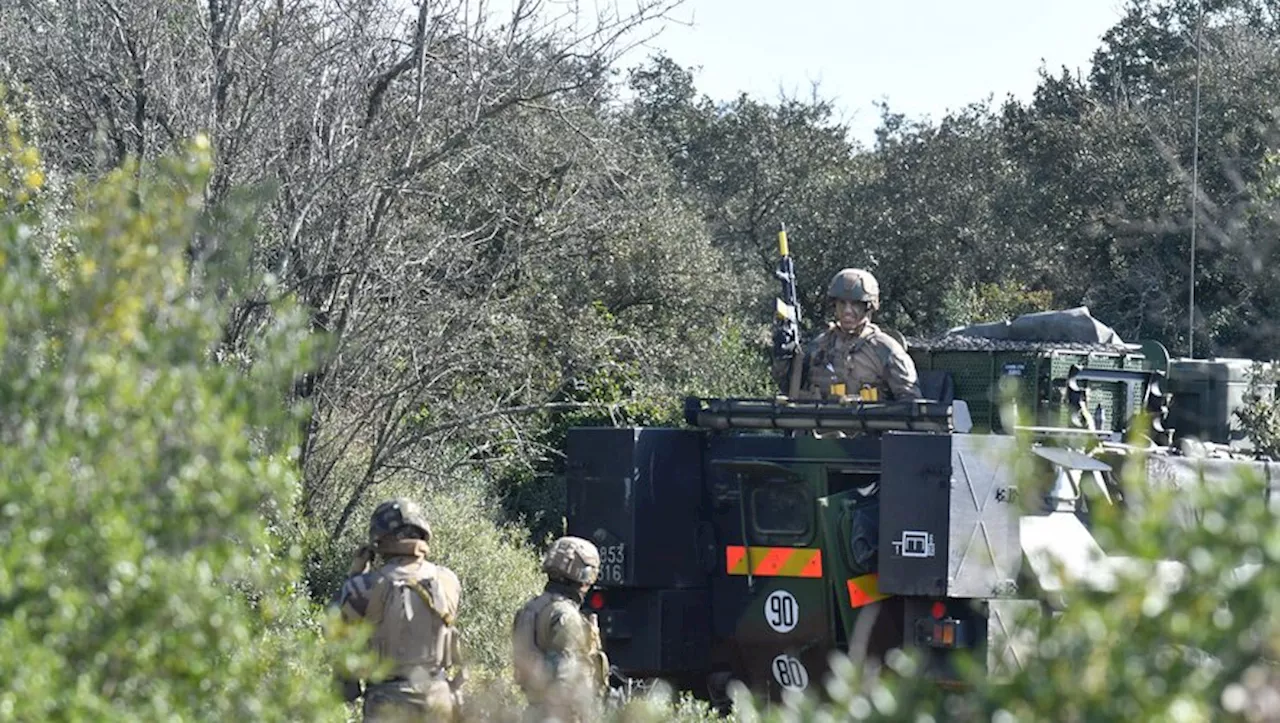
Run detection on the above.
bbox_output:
[365,558,459,684]
[512,592,557,693]
[512,592,609,697]
[808,323,900,400]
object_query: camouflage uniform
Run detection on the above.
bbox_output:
[333,498,465,723]
[775,268,921,401]
[801,321,921,401]
[512,536,609,723]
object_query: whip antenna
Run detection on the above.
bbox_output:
[1188,0,1204,358]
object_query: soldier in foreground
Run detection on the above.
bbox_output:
[512,536,610,722]
[333,498,465,722]
[774,267,922,402]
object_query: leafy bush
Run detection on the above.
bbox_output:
[942,281,1056,329]
[1235,361,1280,459]
[0,108,342,720]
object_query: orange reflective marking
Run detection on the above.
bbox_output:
[847,573,891,608]
[756,547,791,575]
[725,546,823,578]
[726,545,747,574]
[798,550,823,577]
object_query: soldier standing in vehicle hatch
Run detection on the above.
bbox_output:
[773,268,922,402]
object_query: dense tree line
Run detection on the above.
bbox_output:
[5,0,1280,703]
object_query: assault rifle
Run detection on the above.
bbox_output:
[772,224,805,399]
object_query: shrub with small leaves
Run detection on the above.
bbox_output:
[0,107,344,721]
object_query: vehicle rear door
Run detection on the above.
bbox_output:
[708,459,832,698]
[817,485,892,652]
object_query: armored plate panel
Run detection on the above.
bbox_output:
[878,433,1022,598]
[1166,358,1278,445]
[877,433,951,596]
[986,599,1041,679]
[565,427,706,589]
[596,588,712,676]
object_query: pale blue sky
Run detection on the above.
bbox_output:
[616,0,1131,146]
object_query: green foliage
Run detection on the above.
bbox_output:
[971,453,1280,720]
[1235,361,1280,459]
[1253,150,1280,205]
[942,282,1057,328]
[488,292,772,544]
[0,117,342,719]
[0,99,43,210]
[426,485,545,681]
[626,0,1280,353]
[490,356,690,544]
[628,56,858,320]
[608,685,725,722]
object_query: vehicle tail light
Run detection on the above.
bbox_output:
[916,601,970,649]
[932,619,958,647]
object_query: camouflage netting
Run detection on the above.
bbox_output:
[906,337,1140,353]
[909,307,1134,352]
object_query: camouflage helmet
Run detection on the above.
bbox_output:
[827,268,880,311]
[542,536,601,585]
[369,497,432,544]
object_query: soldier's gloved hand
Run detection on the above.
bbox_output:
[339,678,363,703]
[348,544,375,575]
[773,324,799,356]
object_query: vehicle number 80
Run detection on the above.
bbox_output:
[771,654,809,691]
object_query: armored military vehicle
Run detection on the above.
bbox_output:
[564,394,1056,703]
[565,230,1280,702]
[562,332,1280,706]
[908,306,1280,450]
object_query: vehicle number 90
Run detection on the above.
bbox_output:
[599,543,625,584]
[764,590,799,633]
